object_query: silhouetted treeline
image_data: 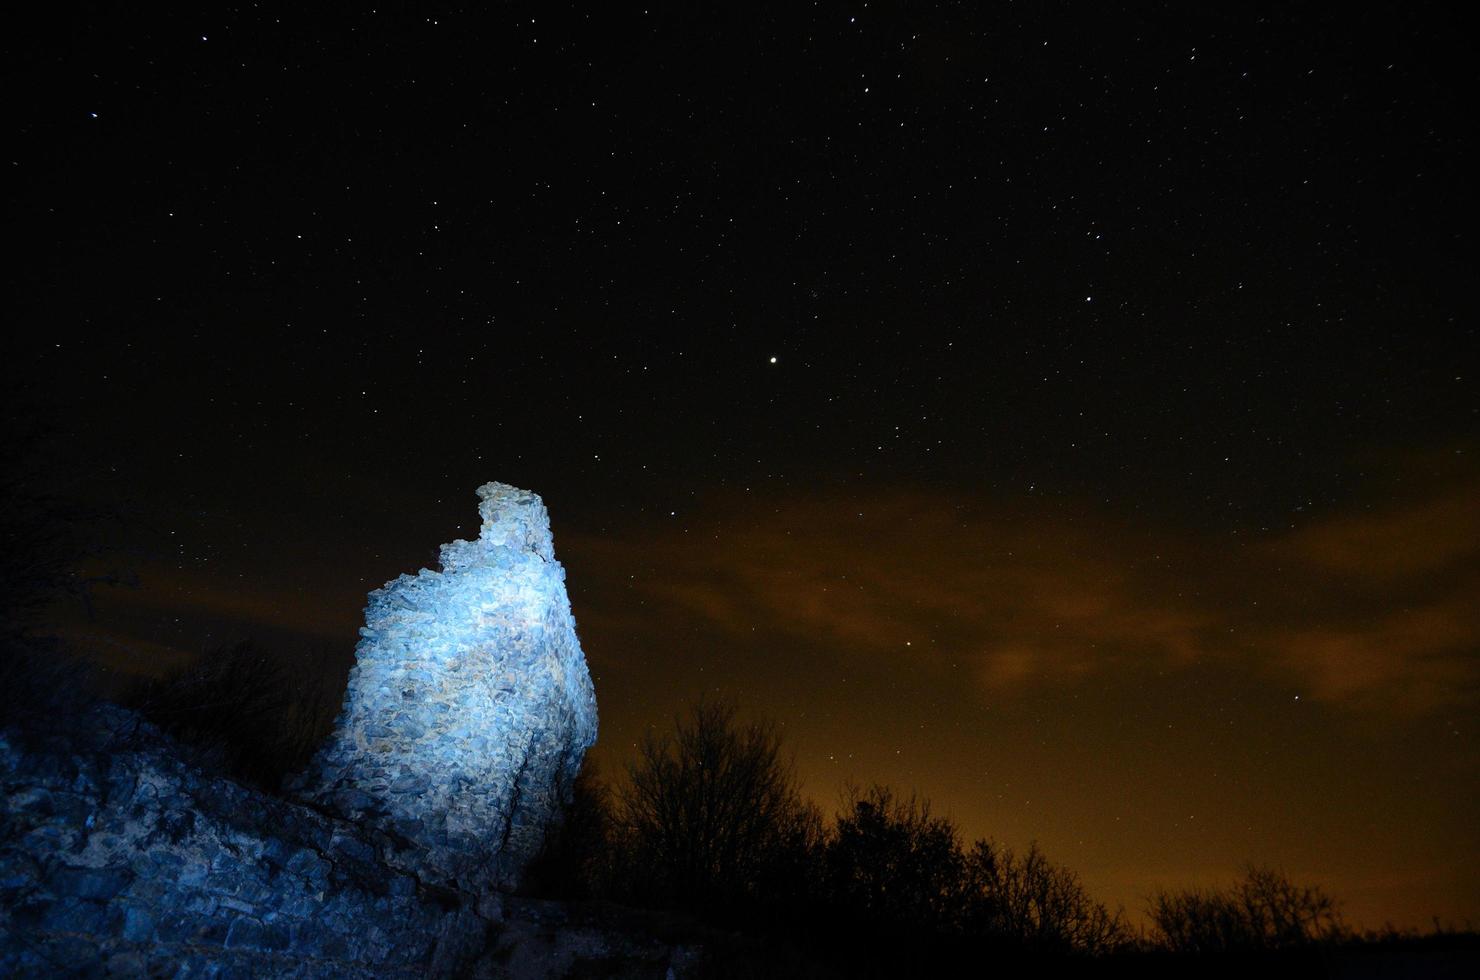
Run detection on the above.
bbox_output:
[523,700,1133,973]
[524,700,1476,976]
[2,451,1471,976]
[1148,864,1343,954]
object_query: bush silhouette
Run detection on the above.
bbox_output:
[614,698,816,913]
[519,759,614,900]
[820,784,1128,954]
[1148,864,1346,953]
[0,423,123,725]
[126,639,341,790]
[961,839,1129,954]
[824,785,965,933]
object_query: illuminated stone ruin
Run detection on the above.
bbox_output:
[295,482,598,893]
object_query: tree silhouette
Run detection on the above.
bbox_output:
[961,839,1129,954]
[615,698,815,911]
[824,784,965,933]
[519,760,614,900]
[1148,864,1346,953]
[821,785,1128,954]
[0,421,124,724]
[126,639,342,790]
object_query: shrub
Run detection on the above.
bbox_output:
[1148,864,1346,953]
[519,760,614,899]
[126,639,341,790]
[614,698,815,913]
[961,839,1130,955]
[823,785,965,933]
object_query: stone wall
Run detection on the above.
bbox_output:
[293,482,598,892]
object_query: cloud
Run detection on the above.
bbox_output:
[1267,593,1478,713]
[1279,482,1479,582]
[564,469,1479,716]
[568,490,1210,691]
[100,454,1475,719]
[1256,492,1479,713]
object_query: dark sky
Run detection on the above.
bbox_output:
[8,3,1474,929]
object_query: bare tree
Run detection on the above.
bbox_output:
[615,698,813,909]
[824,785,965,932]
[962,840,1130,955]
[520,760,614,899]
[127,639,342,790]
[1148,864,1345,953]
[0,422,127,724]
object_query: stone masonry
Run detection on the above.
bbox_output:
[1,482,605,976]
[293,482,599,893]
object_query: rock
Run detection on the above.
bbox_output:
[294,482,598,893]
[0,705,476,976]
[0,483,607,977]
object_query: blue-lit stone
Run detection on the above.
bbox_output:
[294,482,598,892]
[0,484,612,976]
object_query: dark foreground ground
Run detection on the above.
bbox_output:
[3,697,1474,978]
[497,895,1478,980]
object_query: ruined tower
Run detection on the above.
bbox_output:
[295,482,598,893]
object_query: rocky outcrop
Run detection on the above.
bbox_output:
[0,704,491,977]
[0,482,605,976]
[293,482,598,892]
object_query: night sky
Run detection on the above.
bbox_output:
[9,4,1474,930]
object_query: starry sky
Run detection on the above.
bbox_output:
[8,3,1474,930]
